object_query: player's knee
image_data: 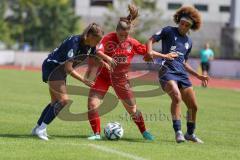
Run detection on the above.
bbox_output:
[188,104,198,113]
[60,99,69,106]
[88,99,98,110]
[172,94,182,104]
[126,105,137,114]
[192,104,198,112]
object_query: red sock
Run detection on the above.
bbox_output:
[131,111,146,133]
[88,110,101,134]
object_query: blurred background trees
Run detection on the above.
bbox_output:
[103,0,162,43]
[0,0,82,51]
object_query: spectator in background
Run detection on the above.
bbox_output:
[199,42,214,77]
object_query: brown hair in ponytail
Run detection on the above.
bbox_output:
[116,4,139,31]
[82,22,104,40]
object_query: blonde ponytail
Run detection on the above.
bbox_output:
[116,4,139,31]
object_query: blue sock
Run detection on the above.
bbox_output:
[43,101,64,125]
[37,103,51,125]
[172,120,181,132]
[187,122,196,135]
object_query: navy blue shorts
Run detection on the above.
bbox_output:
[158,66,192,89]
[201,62,210,72]
[42,59,67,83]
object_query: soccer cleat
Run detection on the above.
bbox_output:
[36,128,49,141]
[87,134,101,140]
[31,125,39,136]
[175,130,185,143]
[184,133,204,144]
[142,131,154,141]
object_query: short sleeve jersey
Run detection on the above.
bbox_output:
[200,49,214,63]
[152,26,192,75]
[97,32,147,75]
[47,35,96,65]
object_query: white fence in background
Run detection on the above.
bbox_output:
[1,50,240,78]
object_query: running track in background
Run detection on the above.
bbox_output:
[1,65,240,91]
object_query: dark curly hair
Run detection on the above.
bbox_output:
[173,6,202,31]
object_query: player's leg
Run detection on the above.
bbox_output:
[113,79,154,140]
[180,87,203,143]
[201,62,208,87]
[163,80,185,143]
[87,92,104,140]
[87,76,109,140]
[33,86,59,129]
[44,80,69,124]
[32,102,51,136]
[120,99,154,141]
[32,60,53,135]
[35,80,69,141]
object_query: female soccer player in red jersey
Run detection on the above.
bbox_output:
[86,4,176,140]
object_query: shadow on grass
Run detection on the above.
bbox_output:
[0,134,156,144]
[0,134,33,139]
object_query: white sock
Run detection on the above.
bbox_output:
[38,122,47,130]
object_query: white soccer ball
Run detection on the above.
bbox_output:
[104,122,124,140]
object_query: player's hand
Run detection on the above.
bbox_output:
[197,75,209,87]
[143,54,153,62]
[82,79,95,87]
[164,52,178,60]
[107,57,117,70]
[103,61,112,72]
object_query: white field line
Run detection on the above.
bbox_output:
[88,143,149,160]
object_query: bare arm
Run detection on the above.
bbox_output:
[209,55,214,61]
[145,38,178,61]
[151,50,178,60]
[85,56,111,80]
[184,61,199,78]
[97,50,117,70]
[184,60,209,87]
[146,38,155,56]
[65,61,94,87]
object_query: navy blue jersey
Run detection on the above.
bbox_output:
[152,26,192,75]
[46,35,96,65]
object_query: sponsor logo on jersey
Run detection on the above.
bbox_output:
[113,55,128,64]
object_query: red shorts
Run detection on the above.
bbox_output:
[90,73,134,100]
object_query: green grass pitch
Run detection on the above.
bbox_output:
[0,69,240,160]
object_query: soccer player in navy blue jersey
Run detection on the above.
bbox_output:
[31,23,105,141]
[147,6,208,143]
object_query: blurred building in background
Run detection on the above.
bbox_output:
[221,0,240,58]
[75,0,230,23]
[74,0,232,56]
[1,0,239,78]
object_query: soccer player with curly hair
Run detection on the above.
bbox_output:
[147,6,208,143]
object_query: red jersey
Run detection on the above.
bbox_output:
[97,32,147,76]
